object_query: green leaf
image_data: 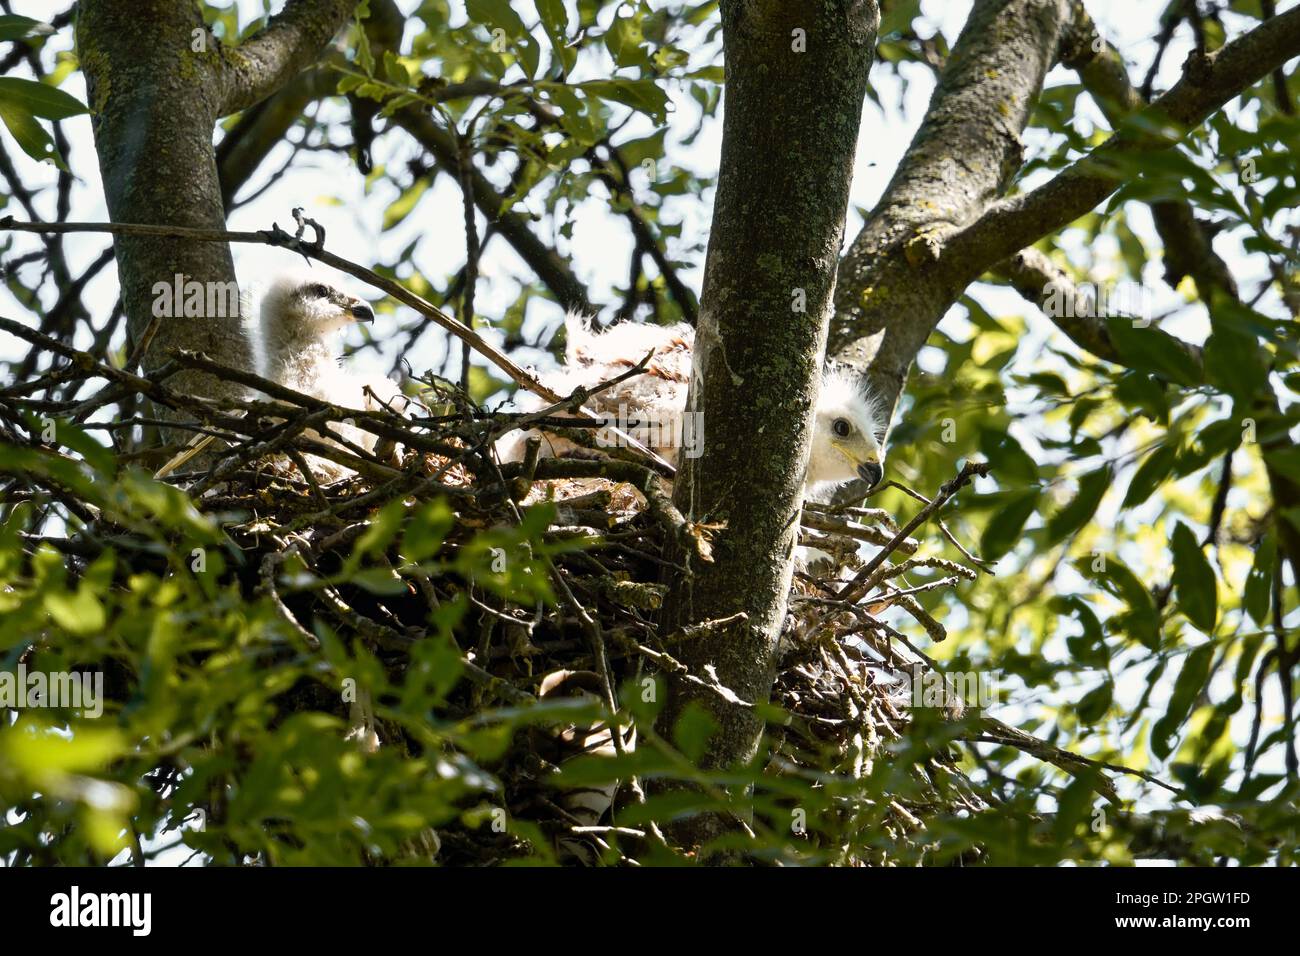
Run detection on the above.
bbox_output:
[381,50,410,87]
[467,0,528,36]
[467,0,540,77]
[978,428,1039,484]
[0,15,54,41]
[1105,317,1202,387]
[1170,521,1216,632]
[1151,642,1215,760]
[980,491,1039,561]
[1076,680,1113,724]
[336,72,366,95]
[581,79,670,124]
[1068,396,1103,434]
[672,701,718,763]
[1052,595,1109,667]
[0,77,87,119]
[350,568,408,595]
[879,0,922,37]
[1243,531,1274,625]
[1018,371,1070,396]
[1114,371,1168,423]
[535,0,576,73]
[44,586,107,636]
[0,101,63,169]
[1046,466,1110,544]
[604,14,650,68]
[1203,326,1266,403]
[1263,446,1300,485]
[353,7,375,75]
[55,420,117,477]
[352,499,407,558]
[401,499,455,563]
[1082,556,1159,649]
[381,177,429,230]
[4,721,124,776]
[119,470,219,541]
[1177,418,1241,476]
[1121,441,1178,510]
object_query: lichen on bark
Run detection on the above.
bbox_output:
[655,0,881,851]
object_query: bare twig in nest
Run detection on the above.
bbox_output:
[835,461,991,606]
[799,509,919,554]
[0,215,675,475]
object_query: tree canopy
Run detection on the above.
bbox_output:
[1,0,1298,866]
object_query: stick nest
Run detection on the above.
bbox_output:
[2,339,1001,865]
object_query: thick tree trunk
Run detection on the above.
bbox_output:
[656,0,879,849]
[76,0,356,406]
[77,0,251,395]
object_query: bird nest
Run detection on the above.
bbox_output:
[2,328,1005,865]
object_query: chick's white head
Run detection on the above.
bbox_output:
[808,364,886,490]
[259,271,375,348]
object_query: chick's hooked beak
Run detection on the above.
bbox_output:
[832,437,884,488]
[857,460,884,487]
[348,296,375,324]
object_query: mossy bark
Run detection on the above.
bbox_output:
[76,0,356,408]
[656,0,880,851]
[78,0,251,396]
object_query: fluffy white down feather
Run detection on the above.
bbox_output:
[499,312,886,499]
[499,312,693,466]
[256,271,402,478]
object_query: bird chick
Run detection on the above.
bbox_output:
[501,313,886,497]
[807,363,886,496]
[257,271,377,400]
[256,271,404,474]
[154,271,389,481]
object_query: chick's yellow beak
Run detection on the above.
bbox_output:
[833,441,883,487]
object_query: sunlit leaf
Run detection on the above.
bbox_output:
[1170,521,1216,632]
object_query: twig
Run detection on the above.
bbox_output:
[0,215,675,475]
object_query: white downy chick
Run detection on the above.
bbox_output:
[256,270,404,477]
[500,312,886,496]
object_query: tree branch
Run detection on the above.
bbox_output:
[392,106,595,314]
[830,0,1074,418]
[948,5,1300,273]
[218,0,359,116]
[218,66,338,207]
[992,246,1205,371]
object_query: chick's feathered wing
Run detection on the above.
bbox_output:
[500,312,887,501]
[499,312,699,466]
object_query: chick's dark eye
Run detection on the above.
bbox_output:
[311,284,330,298]
[832,418,851,438]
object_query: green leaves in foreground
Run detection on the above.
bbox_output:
[1170,521,1217,633]
[0,76,87,169]
[0,15,54,42]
